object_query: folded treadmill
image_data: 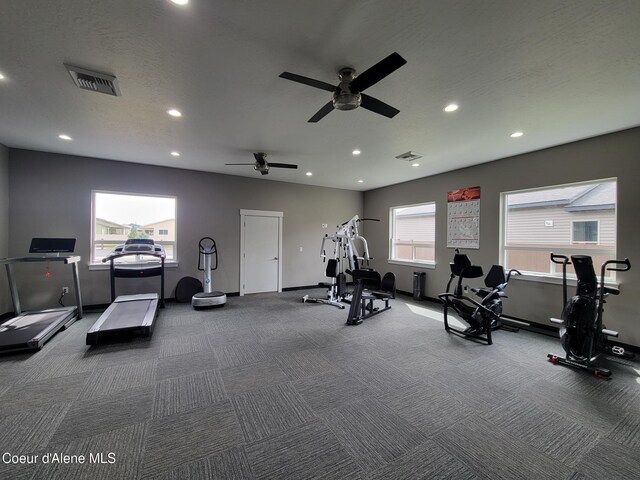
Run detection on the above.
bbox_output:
[86,239,165,345]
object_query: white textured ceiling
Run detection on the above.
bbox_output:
[1,1,639,190]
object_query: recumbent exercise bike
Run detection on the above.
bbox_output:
[439,250,525,345]
[547,253,632,379]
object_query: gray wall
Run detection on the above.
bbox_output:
[7,149,362,309]
[364,127,640,348]
[0,143,9,314]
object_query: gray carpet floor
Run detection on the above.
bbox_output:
[0,290,638,480]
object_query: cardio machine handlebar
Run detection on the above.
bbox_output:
[550,253,571,265]
[198,237,218,271]
[505,269,521,283]
[603,258,631,272]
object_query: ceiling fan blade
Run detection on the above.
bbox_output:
[269,163,298,169]
[349,52,407,92]
[225,163,256,166]
[308,101,335,123]
[360,94,400,118]
[279,72,336,92]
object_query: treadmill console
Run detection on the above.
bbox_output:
[29,238,76,254]
[114,239,165,255]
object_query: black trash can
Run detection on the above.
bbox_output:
[413,271,426,300]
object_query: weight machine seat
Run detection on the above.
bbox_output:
[351,269,382,290]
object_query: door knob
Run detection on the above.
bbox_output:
[273,257,278,260]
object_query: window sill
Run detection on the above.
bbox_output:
[511,272,619,289]
[387,259,436,269]
[88,261,179,271]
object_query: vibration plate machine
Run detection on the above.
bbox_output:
[192,237,226,308]
[86,239,165,345]
[0,238,83,353]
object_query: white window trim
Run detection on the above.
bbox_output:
[388,201,436,267]
[570,219,599,244]
[499,178,617,282]
[90,189,177,265]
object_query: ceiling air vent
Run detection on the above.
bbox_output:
[395,151,423,161]
[64,64,121,96]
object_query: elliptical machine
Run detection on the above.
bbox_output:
[439,249,525,345]
[192,237,227,309]
[548,253,632,379]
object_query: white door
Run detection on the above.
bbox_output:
[242,212,282,294]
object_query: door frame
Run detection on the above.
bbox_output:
[239,209,283,296]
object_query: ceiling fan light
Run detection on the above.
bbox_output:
[333,92,362,111]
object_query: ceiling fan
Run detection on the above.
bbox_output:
[225,152,298,176]
[279,52,407,123]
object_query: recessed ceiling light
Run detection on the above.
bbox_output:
[167,109,182,118]
[352,149,361,155]
[171,151,180,157]
[170,0,189,5]
[58,134,72,141]
[510,131,524,138]
[0,73,5,80]
[305,172,313,176]
[411,163,420,167]
[357,179,364,183]
[444,103,458,112]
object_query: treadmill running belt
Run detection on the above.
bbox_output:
[0,308,77,353]
[86,294,159,345]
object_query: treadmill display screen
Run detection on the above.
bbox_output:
[29,238,76,253]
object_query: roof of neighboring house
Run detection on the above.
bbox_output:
[507,181,616,210]
[141,219,175,228]
[95,217,128,228]
[565,182,616,211]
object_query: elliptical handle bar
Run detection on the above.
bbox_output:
[550,253,570,306]
[603,258,631,272]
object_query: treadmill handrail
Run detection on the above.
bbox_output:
[0,255,81,265]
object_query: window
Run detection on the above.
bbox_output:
[572,220,598,243]
[159,229,169,235]
[501,179,616,279]
[91,191,177,263]
[389,202,436,265]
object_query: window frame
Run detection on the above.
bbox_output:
[90,190,178,265]
[571,219,599,244]
[388,201,436,267]
[499,178,617,283]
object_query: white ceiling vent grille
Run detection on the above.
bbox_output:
[64,64,121,96]
[395,151,423,161]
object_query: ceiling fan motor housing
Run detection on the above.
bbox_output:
[333,67,361,111]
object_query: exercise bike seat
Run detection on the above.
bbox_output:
[451,254,484,279]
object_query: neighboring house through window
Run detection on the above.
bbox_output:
[500,179,616,279]
[91,191,177,262]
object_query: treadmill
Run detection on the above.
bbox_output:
[86,239,165,345]
[0,238,83,354]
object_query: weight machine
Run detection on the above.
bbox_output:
[302,215,378,308]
